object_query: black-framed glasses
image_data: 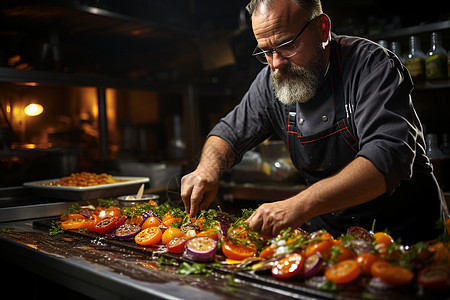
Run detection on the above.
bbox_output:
[252,18,313,64]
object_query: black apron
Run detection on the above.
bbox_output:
[286,40,442,244]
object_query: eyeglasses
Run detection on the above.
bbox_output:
[252,18,313,64]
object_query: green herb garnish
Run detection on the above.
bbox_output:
[49,222,66,236]
[176,262,212,276]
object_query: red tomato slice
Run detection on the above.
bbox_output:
[221,240,257,261]
[370,260,414,286]
[135,227,162,246]
[325,259,361,284]
[115,216,127,228]
[272,253,305,279]
[417,265,450,291]
[167,236,188,253]
[94,217,118,234]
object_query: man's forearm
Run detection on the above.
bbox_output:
[297,156,387,220]
[197,136,235,179]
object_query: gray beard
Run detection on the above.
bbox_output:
[272,47,327,105]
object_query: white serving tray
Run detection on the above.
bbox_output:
[23,176,150,201]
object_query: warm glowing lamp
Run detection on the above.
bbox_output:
[24,103,44,116]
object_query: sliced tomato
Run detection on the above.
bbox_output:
[125,215,144,226]
[331,245,356,263]
[163,217,183,228]
[161,227,185,245]
[61,218,88,230]
[305,233,334,258]
[325,259,361,284]
[221,240,257,261]
[141,216,161,230]
[370,260,414,286]
[373,232,394,246]
[167,236,188,254]
[115,216,127,228]
[429,241,450,264]
[417,265,450,291]
[84,214,101,232]
[105,206,122,217]
[135,227,162,246]
[60,213,86,222]
[197,228,220,241]
[94,217,118,234]
[356,252,379,275]
[272,253,305,279]
[259,244,275,259]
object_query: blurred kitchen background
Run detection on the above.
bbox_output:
[0,0,449,194]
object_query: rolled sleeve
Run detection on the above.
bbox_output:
[352,55,419,194]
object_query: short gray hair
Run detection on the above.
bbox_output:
[246,0,323,20]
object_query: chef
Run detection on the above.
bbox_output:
[181,0,444,245]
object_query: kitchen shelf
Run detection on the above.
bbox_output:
[368,20,450,41]
[0,67,183,92]
[413,79,450,91]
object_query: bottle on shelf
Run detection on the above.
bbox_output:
[426,133,444,158]
[440,133,450,156]
[425,32,447,80]
[390,41,405,64]
[405,36,426,80]
[377,40,388,48]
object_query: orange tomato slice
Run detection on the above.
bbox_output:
[259,244,275,259]
[163,217,183,227]
[356,252,379,275]
[370,260,414,286]
[221,240,257,261]
[197,228,220,241]
[161,227,185,245]
[304,233,334,258]
[373,232,394,246]
[60,213,86,222]
[61,218,89,230]
[325,259,361,284]
[141,216,161,230]
[135,227,162,246]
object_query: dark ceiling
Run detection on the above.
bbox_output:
[0,0,447,88]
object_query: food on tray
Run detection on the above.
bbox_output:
[49,172,122,187]
[55,199,450,294]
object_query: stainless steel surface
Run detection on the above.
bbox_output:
[0,202,72,222]
[0,219,313,300]
[0,186,73,222]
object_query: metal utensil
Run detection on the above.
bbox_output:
[136,184,145,200]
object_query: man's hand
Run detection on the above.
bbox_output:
[180,136,235,217]
[181,168,220,217]
[247,198,306,237]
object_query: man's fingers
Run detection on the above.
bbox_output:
[247,210,263,233]
[180,176,193,214]
[189,184,206,217]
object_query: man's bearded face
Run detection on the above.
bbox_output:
[272,41,327,105]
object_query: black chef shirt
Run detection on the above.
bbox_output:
[208,34,442,244]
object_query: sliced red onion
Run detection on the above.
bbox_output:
[346,226,374,242]
[79,208,95,218]
[115,224,141,240]
[141,210,158,222]
[298,253,323,279]
[183,236,217,262]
